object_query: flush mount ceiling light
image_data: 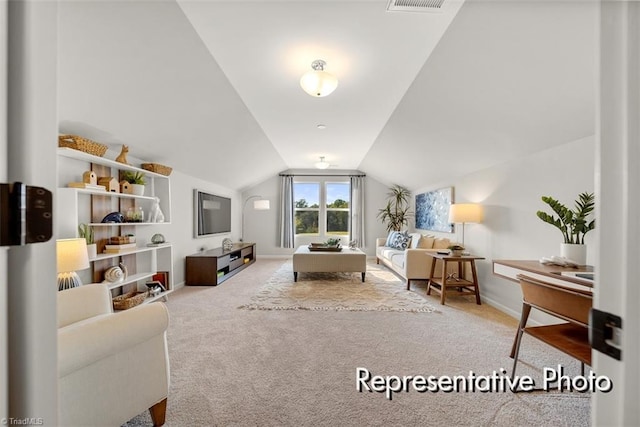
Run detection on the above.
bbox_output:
[300,60,338,97]
[315,156,330,169]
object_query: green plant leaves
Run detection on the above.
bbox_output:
[537,192,595,244]
[377,185,412,232]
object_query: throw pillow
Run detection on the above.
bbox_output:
[409,233,422,249]
[419,236,435,249]
[390,231,411,250]
[385,231,399,247]
[433,238,451,249]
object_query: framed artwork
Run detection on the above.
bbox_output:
[415,187,454,232]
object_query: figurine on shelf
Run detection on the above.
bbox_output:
[82,171,97,185]
[148,197,165,223]
[115,144,129,165]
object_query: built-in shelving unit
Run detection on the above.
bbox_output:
[56,146,174,306]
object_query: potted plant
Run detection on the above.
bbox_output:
[325,237,341,247]
[536,192,595,265]
[121,171,146,196]
[78,223,97,259]
[377,185,413,232]
[448,244,465,257]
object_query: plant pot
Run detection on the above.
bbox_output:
[86,243,97,260]
[450,249,463,257]
[131,184,145,196]
[560,243,587,265]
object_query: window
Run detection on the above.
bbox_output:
[326,182,349,236]
[294,179,350,238]
[294,182,320,235]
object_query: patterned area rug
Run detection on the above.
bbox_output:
[238,261,437,312]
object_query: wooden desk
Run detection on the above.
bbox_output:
[493,259,593,293]
[426,253,484,305]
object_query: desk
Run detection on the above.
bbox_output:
[426,253,484,305]
[493,260,593,293]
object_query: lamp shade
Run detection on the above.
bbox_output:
[253,199,270,210]
[300,60,338,97]
[448,203,483,224]
[57,238,90,273]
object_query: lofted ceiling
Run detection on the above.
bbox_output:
[58,0,596,192]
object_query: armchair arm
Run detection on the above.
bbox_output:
[58,302,169,378]
[376,238,387,247]
[58,283,113,328]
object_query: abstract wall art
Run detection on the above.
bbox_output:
[415,187,454,233]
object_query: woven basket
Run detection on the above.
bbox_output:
[141,163,172,176]
[109,236,130,245]
[58,134,108,157]
[112,291,148,310]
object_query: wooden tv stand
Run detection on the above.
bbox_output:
[185,243,256,285]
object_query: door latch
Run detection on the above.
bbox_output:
[589,308,622,361]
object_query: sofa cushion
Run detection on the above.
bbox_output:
[381,248,401,260]
[389,231,411,250]
[390,252,405,269]
[433,238,451,249]
[419,235,435,249]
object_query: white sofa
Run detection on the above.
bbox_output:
[58,283,170,426]
[376,232,458,290]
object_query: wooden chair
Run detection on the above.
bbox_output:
[510,274,592,378]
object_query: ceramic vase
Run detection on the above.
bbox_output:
[86,243,97,260]
[560,243,587,265]
[131,184,145,196]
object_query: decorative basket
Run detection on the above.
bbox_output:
[58,134,108,157]
[141,163,172,176]
[112,291,147,310]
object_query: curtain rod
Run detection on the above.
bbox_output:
[279,173,366,177]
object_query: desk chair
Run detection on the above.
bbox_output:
[511,274,592,378]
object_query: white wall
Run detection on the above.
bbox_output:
[242,174,389,257]
[133,170,241,288]
[411,136,595,318]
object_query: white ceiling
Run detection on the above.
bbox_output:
[176,0,464,170]
[58,0,596,192]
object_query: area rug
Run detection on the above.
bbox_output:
[238,261,437,312]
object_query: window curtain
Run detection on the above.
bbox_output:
[279,175,295,248]
[350,175,365,247]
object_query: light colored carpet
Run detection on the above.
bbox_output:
[124,258,590,427]
[239,261,437,312]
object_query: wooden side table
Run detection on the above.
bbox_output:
[426,253,485,305]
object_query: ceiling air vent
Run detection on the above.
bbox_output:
[386,0,446,13]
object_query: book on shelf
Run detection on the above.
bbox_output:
[67,182,106,191]
[103,246,137,254]
[104,243,136,250]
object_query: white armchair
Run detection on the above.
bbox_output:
[58,283,170,426]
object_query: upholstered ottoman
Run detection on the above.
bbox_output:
[292,245,367,282]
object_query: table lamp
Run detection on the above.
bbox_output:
[448,203,483,248]
[57,238,90,291]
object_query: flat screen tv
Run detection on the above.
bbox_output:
[194,189,231,237]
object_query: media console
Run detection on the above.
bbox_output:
[185,242,256,285]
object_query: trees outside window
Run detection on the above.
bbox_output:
[294,180,350,237]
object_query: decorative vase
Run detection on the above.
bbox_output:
[560,243,587,265]
[86,243,97,260]
[131,184,145,196]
